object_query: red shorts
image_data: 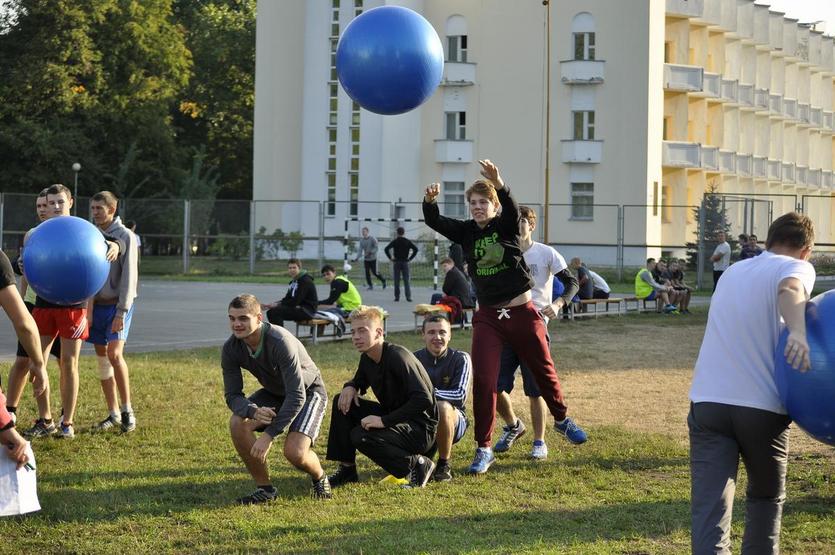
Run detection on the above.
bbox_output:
[32,307,89,341]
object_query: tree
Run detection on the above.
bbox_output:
[686,181,733,272]
[0,0,192,196]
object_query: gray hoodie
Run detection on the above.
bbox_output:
[94,216,139,316]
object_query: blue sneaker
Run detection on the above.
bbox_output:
[555,417,587,444]
[494,419,526,453]
[466,447,495,475]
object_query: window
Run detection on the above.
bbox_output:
[573,32,595,60]
[661,185,671,223]
[653,181,659,216]
[327,173,336,216]
[443,181,466,217]
[349,173,359,216]
[447,35,468,62]
[354,0,362,16]
[570,183,594,219]
[445,111,466,140]
[572,111,594,140]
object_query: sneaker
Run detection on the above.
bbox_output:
[555,417,588,445]
[121,411,136,433]
[381,279,387,290]
[466,447,495,475]
[327,464,359,488]
[23,419,57,439]
[236,487,277,505]
[663,304,678,314]
[530,441,549,460]
[494,419,527,453]
[93,414,120,432]
[312,475,332,500]
[432,462,453,482]
[56,422,75,439]
[404,455,435,488]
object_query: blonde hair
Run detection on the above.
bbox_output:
[465,179,499,205]
[349,305,385,327]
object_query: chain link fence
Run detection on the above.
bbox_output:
[2,192,833,287]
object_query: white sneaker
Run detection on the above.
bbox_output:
[530,442,548,460]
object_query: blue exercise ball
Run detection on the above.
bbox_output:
[775,289,835,445]
[22,216,110,305]
[336,6,443,115]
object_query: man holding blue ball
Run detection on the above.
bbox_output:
[688,212,815,554]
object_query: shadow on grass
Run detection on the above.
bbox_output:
[263,501,692,554]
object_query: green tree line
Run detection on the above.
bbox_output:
[0,0,255,200]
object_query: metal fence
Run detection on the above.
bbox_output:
[2,192,833,288]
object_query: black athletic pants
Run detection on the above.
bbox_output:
[364,260,385,288]
[265,305,314,327]
[326,397,435,478]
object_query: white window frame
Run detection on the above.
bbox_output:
[573,32,595,61]
[572,110,595,140]
[445,111,466,140]
[442,181,466,218]
[447,35,468,62]
[570,182,594,220]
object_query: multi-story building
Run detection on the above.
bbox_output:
[254,0,835,265]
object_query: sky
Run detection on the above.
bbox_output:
[757,0,835,36]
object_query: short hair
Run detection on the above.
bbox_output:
[91,191,118,210]
[321,264,336,274]
[646,257,656,264]
[765,212,814,250]
[46,184,72,198]
[738,233,748,241]
[396,227,405,236]
[37,188,49,198]
[440,257,454,266]
[287,258,301,267]
[124,220,136,229]
[519,206,537,227]
[228,294,261,314]
[465,179,499,205]
[749,234,758,241]
[349,305,385,326]
[421,312,450,331]
[570,257,582,267]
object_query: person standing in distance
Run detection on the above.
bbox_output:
[357,227,386,290]
[384,227,418,303]
[710,231,731,291]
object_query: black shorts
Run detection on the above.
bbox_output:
[17,302,61,359]
[248,382,328,441]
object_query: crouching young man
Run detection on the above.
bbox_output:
[326,305,438,489]
[222,294,331,503]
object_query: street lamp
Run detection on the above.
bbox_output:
[71,162,81,215]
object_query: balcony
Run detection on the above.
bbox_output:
[737,83,754,108]
[767,159,782,181]
[662,141,700,168]
[753,4,770,45]
[824,170,833,189]
[434,140,473,163]
[698,0,721,26]
[702,146,719,170]
[666,0,703,18]
[769,93,783,116]
[560,60,605,84]
[720,78,738,103]
[663,64,703,92]
[810,107,823,128]
[737,154,753,176]
[808,168,822,188]
[441,62,476,86]
[783,98,797,119]
[719,149,736,173]
[753,156,768,178]
[797,102,810,126]
[561,140,603,164]
[824,111,834,132]
[700,72,721,98]
[736,0,754,41]
[754,88,769,111]
[719,0,737,32]
[782,162,795,183]
[796,165,808,185]
[769,13,784,53]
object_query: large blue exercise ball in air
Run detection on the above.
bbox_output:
[774,289,835,445]
[336,6,443,115]
[22,216,110,305]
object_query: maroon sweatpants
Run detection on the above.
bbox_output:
[471,301,568,447]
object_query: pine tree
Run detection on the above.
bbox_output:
[686,182,733,273]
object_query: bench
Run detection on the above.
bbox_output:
[572,298,624,318]
[295,318,341,344]
[413,306,477,330]
[621,296,660,313]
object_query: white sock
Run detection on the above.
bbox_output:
[121,403,133,414]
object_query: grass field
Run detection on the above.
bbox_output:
[2,310,834,554]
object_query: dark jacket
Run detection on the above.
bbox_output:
[345,342,437,429]
[384,237,418,262]
[280,272,318,313]
[442,265,475,308]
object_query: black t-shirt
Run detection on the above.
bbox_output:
[0,250,15,289]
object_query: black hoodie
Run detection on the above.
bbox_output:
[279,271,318,313]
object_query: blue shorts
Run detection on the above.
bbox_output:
[644,290,657,301]
[452,407,468,444]
[497,336,551,398]
[87,304,135,345]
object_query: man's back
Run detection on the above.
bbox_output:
[691,251,815,413]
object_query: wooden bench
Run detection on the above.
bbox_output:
[621,296,660,313]
[295,318,338,344]
[573,298,624,318]
[413,306,477,330]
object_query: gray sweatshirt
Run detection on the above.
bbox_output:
[221,323,326,437]
[94,216,139,316]
[358,235,378,261]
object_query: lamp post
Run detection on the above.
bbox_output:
[543,0,551,244]
[71,162,81,215]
